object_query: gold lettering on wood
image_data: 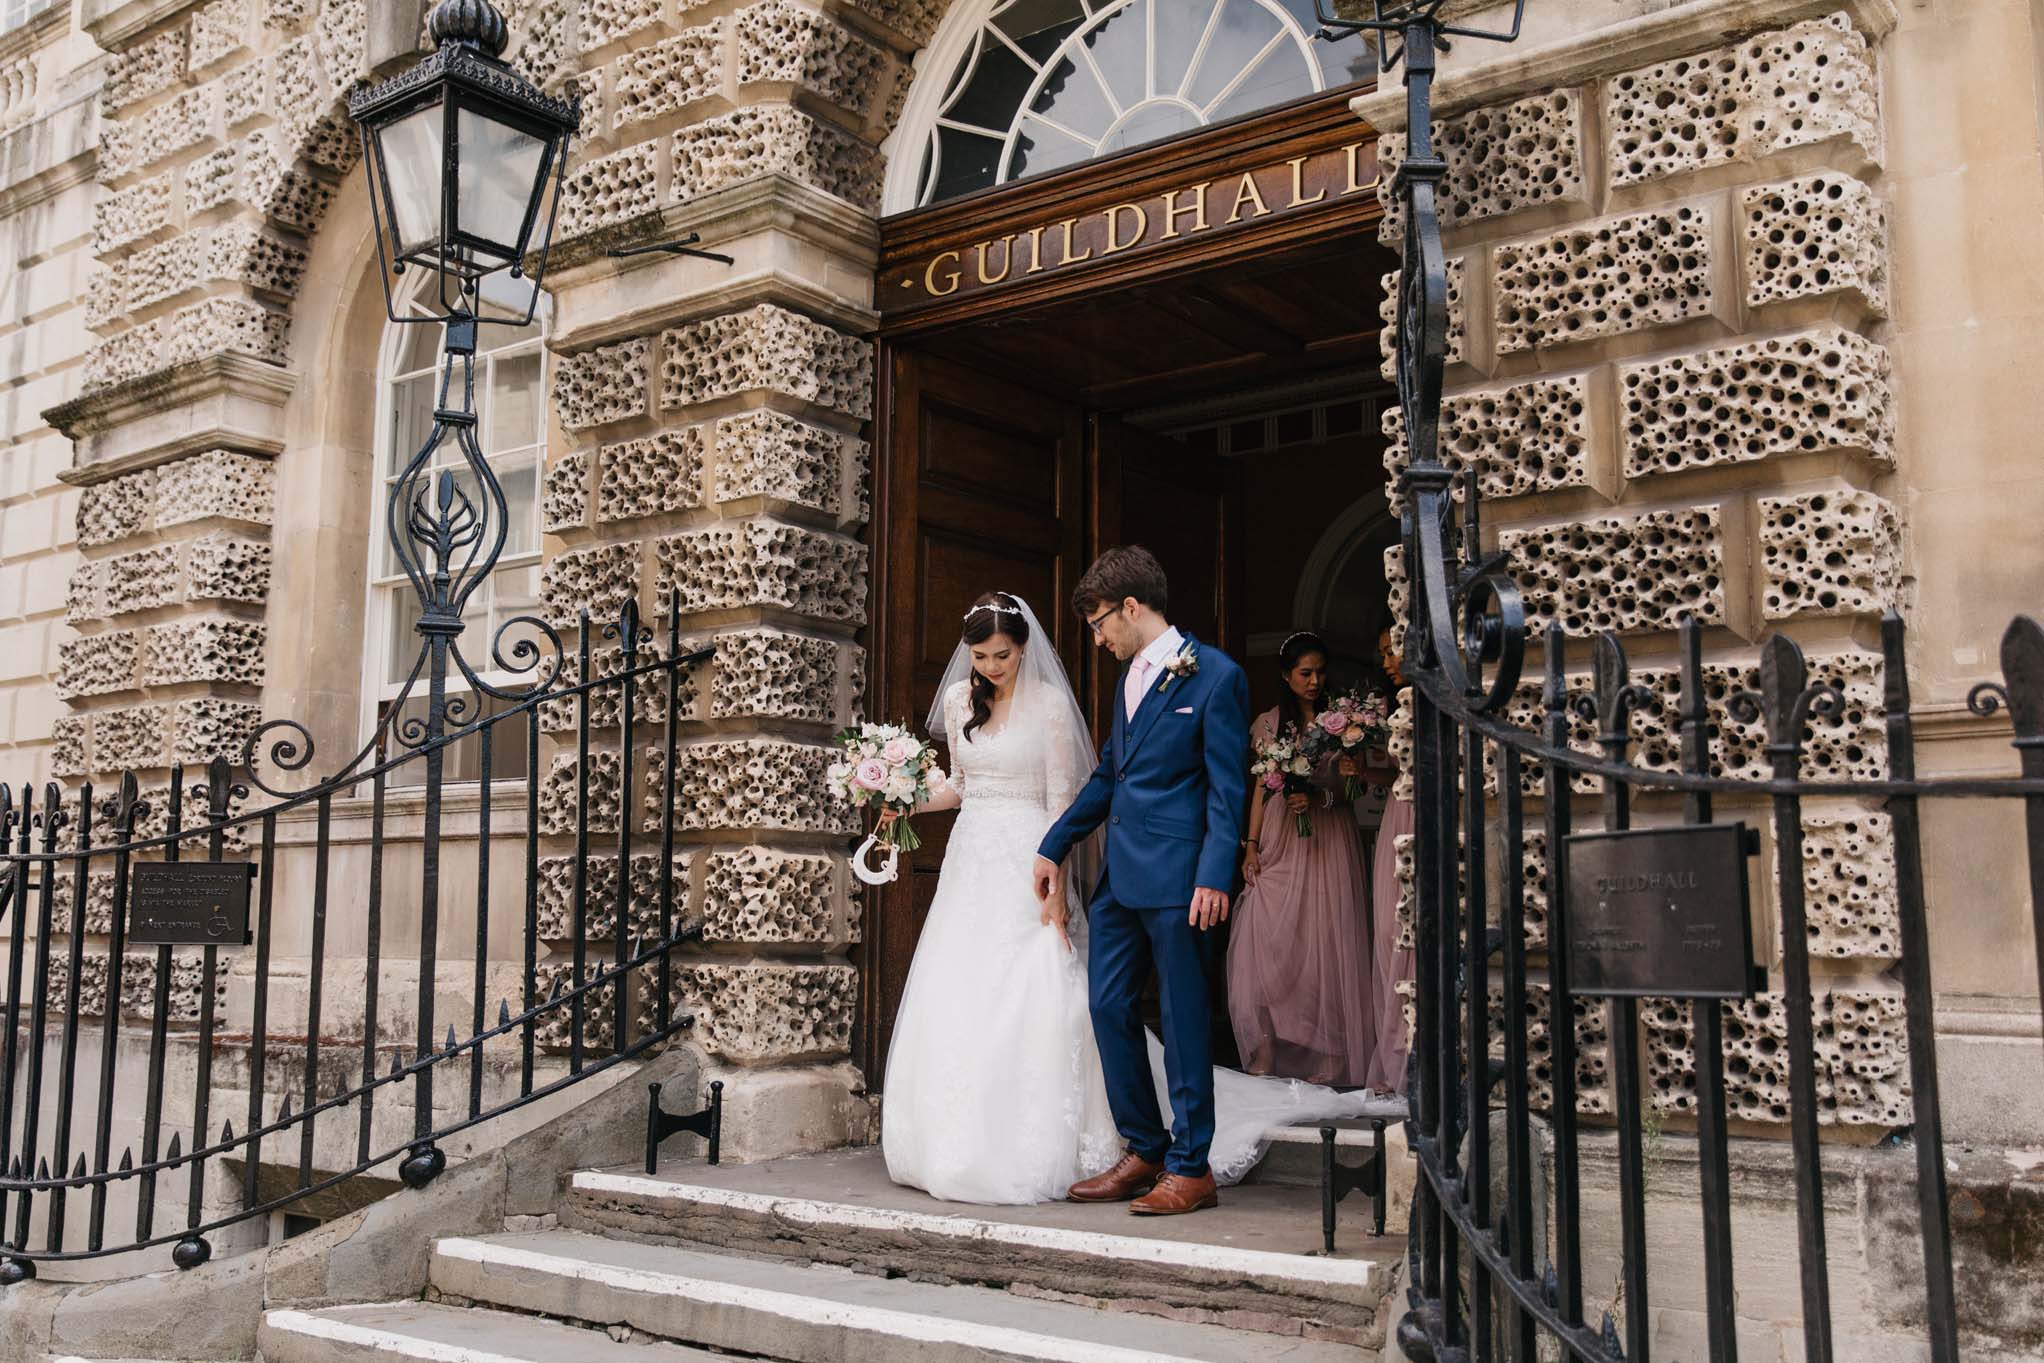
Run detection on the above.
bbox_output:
[974,234,1017,284]
[924,249,962,296]
[1057,217,1092,264]
[1286,155,1326,207]
[1225,171,1271,224]
[1159,182,1211,239]
[1023,224,1049,274]
[1104,202,1149,253]
[1344,141,1380,195]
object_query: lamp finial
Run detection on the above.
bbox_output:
[427,0,510,57]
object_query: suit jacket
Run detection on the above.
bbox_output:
[1038,634,1250,909]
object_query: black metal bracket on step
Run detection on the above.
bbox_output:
[1320,1119,1388,1254]
[646,1078,723,1174]
[606,231,734,265]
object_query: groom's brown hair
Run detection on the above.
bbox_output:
[1073,546,1169,617]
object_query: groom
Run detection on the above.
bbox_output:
[1033,547,1249,1215]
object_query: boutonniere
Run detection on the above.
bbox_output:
[1157,641,1200,693]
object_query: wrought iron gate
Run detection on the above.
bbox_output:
[1326,3,2044,1360]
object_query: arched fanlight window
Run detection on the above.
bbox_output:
[363,270,549,782]
[905,0,1376,209]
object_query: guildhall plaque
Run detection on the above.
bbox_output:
[128,862,256,947]
[1563,824,1755,999]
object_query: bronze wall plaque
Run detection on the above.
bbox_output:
[128,862,255,946]
[1563,824,1756,999]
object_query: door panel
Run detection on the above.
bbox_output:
[859,349,1088,1084]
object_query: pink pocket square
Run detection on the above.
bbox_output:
[1174,706,1194,714]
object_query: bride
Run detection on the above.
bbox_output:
[880,591,1391,1206]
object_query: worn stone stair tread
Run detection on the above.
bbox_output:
[429,1229,1373,1363]
[259,1300,732,1362]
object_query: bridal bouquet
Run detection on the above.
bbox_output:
[1305,690,1392,801]
[828,722,940,853]
[1251,729,1317,839]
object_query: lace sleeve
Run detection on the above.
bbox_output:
[941,681,971,796]
[1043,697,1084,814]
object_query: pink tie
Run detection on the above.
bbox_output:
[1126,656,1151,722]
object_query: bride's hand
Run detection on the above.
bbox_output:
[1040,892,1074,953]
[876,806,902,829]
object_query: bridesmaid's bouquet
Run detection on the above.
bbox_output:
[828,722,940,853]
[1305,691,1393,802]
[1251,729,1317,839]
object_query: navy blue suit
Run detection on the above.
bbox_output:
[1038,634,1250,1177]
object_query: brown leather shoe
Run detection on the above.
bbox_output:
[1067,1151,1164,1202]
[1129,1171,1219,1216]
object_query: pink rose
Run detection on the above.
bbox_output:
[881,737,913,766]
[1317,711,1347,735]
[853,758,890,792]
[1262,771,1285,792]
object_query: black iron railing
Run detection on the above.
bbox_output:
[0,597,711,1276]
[1326,3,2044,1360]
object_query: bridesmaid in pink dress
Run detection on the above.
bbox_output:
[1226,632,1376,1087]
[1363,629,1414,1097]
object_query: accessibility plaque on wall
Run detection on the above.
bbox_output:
[1563,824,1756,999]
[127,862,256,947]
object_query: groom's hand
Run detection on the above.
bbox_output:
[1032,855,1060,905]
[1190,887,1230,931]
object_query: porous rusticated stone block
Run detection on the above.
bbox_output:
[530,961,620,1052]
[677,962,855,1062]
[1489,980,1612,1115]
[538,541,641,627]
[558,140,660,239]
[555,337,650,430]
[94,704,172,769]
[1797,811,1899,959]
[512,0,576,91]
[223,63,268,125]
[159,450,276,527]
[1619,328,1894,478]
[141,618,267,687]
[105,27,188,110]
[267,35,327,124]
[1604,13,1881,190]
[579,0,665,51]
[660,305,872,418]
[314,0,367,88]
[1376,90,1586,242]
[1742,171,1887,315]
[1494,205,1715,354]
[653,519,866,623]
[67,559,107,622]
[97,116,140,183]
[268,0,316,30]
[84,320,167,390]
[1499,504,1728,637]
[612,26,721,129]
[708,629,846,723]
[671,107,882,211]
[840,0,940,46]
[1758,489,1900,621]
[1382,373,1593,505]
[189,129,335,232]
[78,469,157,546]
[712,410,859,515]
[172,697,263,764]
[701,846,839,943]
[52,717,89,777]
[86,262,127,330]
[537,637,693,734]
[45,951,110,1018]
[543,451,590,532]
[101,544,181,615]
[183,532,273,606]
[598,431,703,522]
[191,0,254,69]
[122,951,228,1022]
[133,84,222,171]
[1644,989,1909,1127]
[735,0,887,116]
[645,738,861,835]
[537,749,628,835]
[57,631,142,699]
[1378,256,1465,382]
[93,174,173,255]
[165,297,290,368]
[535,851,690,942]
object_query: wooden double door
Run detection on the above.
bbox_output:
[856,349,1243,1082]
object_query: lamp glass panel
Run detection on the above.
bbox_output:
[378,103,445,254]
[455,106,548,254]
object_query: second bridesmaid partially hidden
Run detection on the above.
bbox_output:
[1226,631,1378,1090]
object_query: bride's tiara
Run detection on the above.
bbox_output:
[964,599,1024,622]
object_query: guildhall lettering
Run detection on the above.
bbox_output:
[897,140,1381,301]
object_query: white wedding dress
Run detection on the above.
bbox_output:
[882,678,1393,1206]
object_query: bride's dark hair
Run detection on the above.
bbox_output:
[961,591,1029,742]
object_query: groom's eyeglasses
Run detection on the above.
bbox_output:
[1085,604,1124,636]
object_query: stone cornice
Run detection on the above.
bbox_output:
[1351,0,1898,133]
[81,0,203,50]
[46,353,297,481]
[0,92,97,212]
[0,4,68,66]
[544,173,881,283]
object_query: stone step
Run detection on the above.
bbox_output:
[259,1302,729,1363]
[563,1151,1397,1344]
[1242,1118,1394,1188]
[426,1229,1377,1363]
